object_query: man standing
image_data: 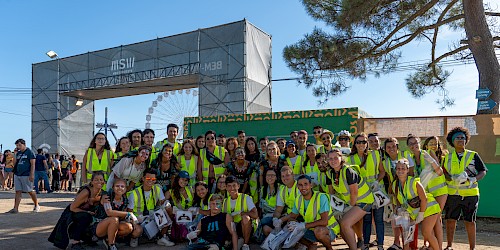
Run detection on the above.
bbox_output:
[128,129,143,151]
[143,128,158,164]
[317,129,335,154]
[313,126,323,146]
[69,155,79,192]
[223,176,258,250]
[217,134,226,147]
[8,139,40,213]
[155,123,181,156]
[280,175,339,250]
[34,149,52,194]
[237,130,246,147]
[297,130,308,157]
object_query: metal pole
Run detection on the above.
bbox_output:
[104,107,108,138]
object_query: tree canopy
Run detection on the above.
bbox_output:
[284,0,500,113]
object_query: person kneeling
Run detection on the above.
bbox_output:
[93,178,142,250]
[280,175,340,250]
[187,194,239,250]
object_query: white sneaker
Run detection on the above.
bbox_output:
[157,236,175,246]
[33,205,40,213]
[242,244,250,250]
[130,238,138,248]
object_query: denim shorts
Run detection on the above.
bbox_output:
[357,203,372,212]
[303,228,336,243]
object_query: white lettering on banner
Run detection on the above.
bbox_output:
[203,61,223,71]
[110,50,136,75]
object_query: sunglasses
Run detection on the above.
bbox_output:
[355,140,367,144]
[145,177,157,181]
[454,136,466,140]
[321,136,331,141]
[338,137,349,141]
[314,131,322,134]
[206,137,215,140]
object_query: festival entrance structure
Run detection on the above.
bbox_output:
[32,20,272,158]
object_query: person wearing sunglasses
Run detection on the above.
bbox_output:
[336,130,352,155]
[313,125,324,146]
[197,130,229,187]
[442,127,487,250]
[284,140,304,176]
[107,145,150,193]
[127,168,172,247]
[318,129,336,154]
[347,133,385,250]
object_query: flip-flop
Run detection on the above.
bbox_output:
[369,240,378,247]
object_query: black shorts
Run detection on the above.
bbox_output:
[235,221,254,236]
[444,195,478,222]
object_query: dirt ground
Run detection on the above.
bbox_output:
[0,190,498,249]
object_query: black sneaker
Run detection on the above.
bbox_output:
[68,242,85,250]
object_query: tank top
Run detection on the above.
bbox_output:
[199,212,230,246]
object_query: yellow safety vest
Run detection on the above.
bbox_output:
[223,193,250,223]
[157,139,180,156]
[393,176,441,220]
[295,191,340,235]
[249,168,259,204]
[172,187,194,210]
[383,151,412,185]
[443,149,479,197]
[279,181,299,214]
[200,146,226,180]
[179,155,198,186]
[131,184,162,216]
[412,150,447,197]
[318,171,329,194]
[148,145,159,165]
[260,186,279,214]
[331,165,374,204]
[286,155,304,175]
[347,150,381,183]
[85,148,112,183]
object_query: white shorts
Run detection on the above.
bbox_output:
[14,175,34,192]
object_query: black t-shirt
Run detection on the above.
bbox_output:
[260,157,286,183]
[35,154,46,171]
[326,166,360,186]
[94,190,129,220]
[457,152,488,175]
[245,153,261,163]
[199,212,230,246]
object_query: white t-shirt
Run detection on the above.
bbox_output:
[288,156,298,166]
[113,157,146,184]
[229,194,256,212]
[127,186,166,212]
[53,159,60,169]
[276,186,295,207]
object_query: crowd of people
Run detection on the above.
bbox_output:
[4,123,487,250]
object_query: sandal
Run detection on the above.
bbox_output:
[388,244,403,250]
[369,240,378,247]
[444,247,453,250]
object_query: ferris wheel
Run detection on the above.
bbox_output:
[145,88,199,139]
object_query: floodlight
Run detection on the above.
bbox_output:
[76,99,84,106]
[46,50,58,59]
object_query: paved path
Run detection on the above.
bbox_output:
[0,190,498,249]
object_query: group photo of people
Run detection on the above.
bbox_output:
[2,124,486,250]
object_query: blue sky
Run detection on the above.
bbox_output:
[0,0,492,149]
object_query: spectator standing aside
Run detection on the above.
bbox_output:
[34,148,52,194]
[155,123,181,156]
[52,153,61,191]
[8,139,40,213]
[69,155,79,192]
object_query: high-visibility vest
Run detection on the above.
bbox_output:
[347,150,381,183]
[156,139,180,156]
[131,184,162,216]
[223,193,250,223]
[331,165,374,204]
[412,150,447,197]
[148,145,159,165]
[172,187,194,210]
[85,148,112,181]
[279,181,299,214]
[200,146,226,180]
[318,171,329,194]
[443,150,479,197]
[249,165,259,203]
[383,151,412,185]
[392,176,441,220]
[179,155,198,186]
[260,186,279,214]
[70,160,78,174]
[286,155,304,175]
[295,191,340,235]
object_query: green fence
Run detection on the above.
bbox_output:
[478,163,497,217]
[184,107,359,141]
